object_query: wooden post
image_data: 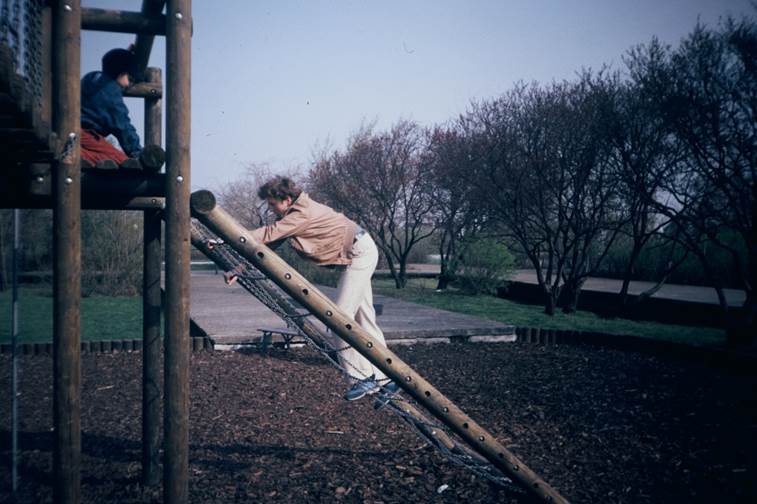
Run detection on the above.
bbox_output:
[52,1,81,503]
[164,1,191,502]
[142,66,162,487]
[81,8,167,35]
[190,191,570,504]
[133,0,167,80]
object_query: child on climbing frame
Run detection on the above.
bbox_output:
[80,47,164,171]
[224,176,400,403]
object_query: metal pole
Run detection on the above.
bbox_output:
[11,208,19,495]
[142,66,162,487]
[164,1,191,502]
[52,1,82,503]
[190,190,570,504]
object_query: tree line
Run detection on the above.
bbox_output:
[1,15,753,342]
[303,15,756,341]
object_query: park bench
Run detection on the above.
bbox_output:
[257,303,385,352]
[257,327,306,351]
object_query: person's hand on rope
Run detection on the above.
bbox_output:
[224,265,244,285]
[205,238,223,250]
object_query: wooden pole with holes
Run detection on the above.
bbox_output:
[164,1,191,502]
[189,227,464,455]
[52,1,82,503]
[190,190,570,504]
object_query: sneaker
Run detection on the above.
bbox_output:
[343,375,380,401]
[373,381,401,410]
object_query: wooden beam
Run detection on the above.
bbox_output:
[0,193,165,210]
[133,0,167,81]
[7,169,166,196]
[81,7,166,35]
[52,1,82,503]
[142,66,163,487]
[124,81,162,98]
[164,1,191,502]
[0,166,166,209]
[190,190,571,504]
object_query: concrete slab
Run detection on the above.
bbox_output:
[190,271,513,348]
[374,265,746,307]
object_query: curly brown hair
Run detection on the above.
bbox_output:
[257,176,302,201]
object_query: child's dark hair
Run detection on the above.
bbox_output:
[258,177,302,201]
[102,48,137,80]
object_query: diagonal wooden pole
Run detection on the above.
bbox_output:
[189,226,465,455]
[190,189,570,504]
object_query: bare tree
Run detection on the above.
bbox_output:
[553,73,626,313]
[469,77,622,314]
[81,211,144,296]
[309,120,437,288]
[467,84,567,314]
[426,125,487,290]
[215,162,300,229]
[628,16,757,342]
[606,50,685,310]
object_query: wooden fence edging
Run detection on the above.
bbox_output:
[0,338,214,355]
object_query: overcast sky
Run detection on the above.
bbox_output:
[81,0,755,191]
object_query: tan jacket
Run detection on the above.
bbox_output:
[250,193,358,266]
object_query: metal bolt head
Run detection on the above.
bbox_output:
[64,4,72,12]
[64,177,73,185]
[36,176,44,183]
[175,12,183,19]
[176,175,184,183]
[68,132,76,139]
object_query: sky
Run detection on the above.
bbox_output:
[81,0,755,191]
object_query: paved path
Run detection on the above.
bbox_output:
[376,266,746,307]
[190,272,513,347]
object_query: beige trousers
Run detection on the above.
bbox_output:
[328,233,388,382]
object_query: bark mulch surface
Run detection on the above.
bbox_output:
[1,342,756,503]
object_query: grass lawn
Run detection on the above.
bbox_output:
[373,278,727,347]
[1,279,727,347]
[0,286,145,344]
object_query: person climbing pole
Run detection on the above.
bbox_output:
[224,176,399,402]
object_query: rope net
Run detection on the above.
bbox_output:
[191,220,520,492]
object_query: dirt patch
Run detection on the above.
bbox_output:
[1,342,755,503]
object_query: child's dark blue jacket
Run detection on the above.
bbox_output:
[80,71,142,156]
